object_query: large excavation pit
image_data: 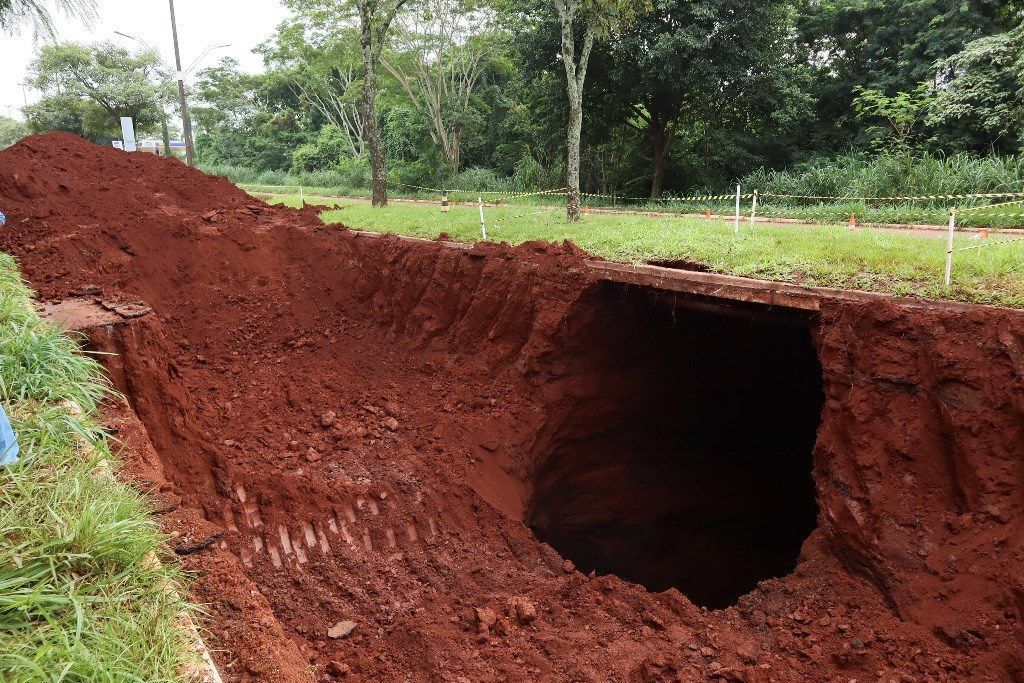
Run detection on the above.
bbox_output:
[526,286,824,608]
[7,134,1024,681]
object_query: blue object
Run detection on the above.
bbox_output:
[0,404,19,467]
[0,211,6,227]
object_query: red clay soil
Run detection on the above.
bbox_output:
[3,133,1024,682]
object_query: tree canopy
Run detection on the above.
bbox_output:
[0,115,29,149]
[0,0,96,35]
[25,42,173,142]
[18,0,1024,199]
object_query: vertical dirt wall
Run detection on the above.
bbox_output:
[814,300,1024,666]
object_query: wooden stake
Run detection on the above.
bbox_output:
[944,208,956,286]
[478,197,487,241]
[734,184,741,235]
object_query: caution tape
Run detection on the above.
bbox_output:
[494,188,568,201]
[761,191,1024,202]
[580,191,753,202]
[955,235,1024,252]
[957,199,1024,214]
[395,183,515,196]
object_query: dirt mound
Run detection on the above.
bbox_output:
[4,133,1024,682]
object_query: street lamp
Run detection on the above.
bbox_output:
[167,0,195,166]
[115,21,229,167]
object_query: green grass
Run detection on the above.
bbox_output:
[264,194,1024,307]
[241,183,1024,229]
[0,253,195,681]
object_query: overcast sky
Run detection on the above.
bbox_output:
[0,0,290,119]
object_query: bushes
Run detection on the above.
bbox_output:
[742,153,1024,203]
[291,125,359,174]
[199,160,371,194]
[212,150,1024,217]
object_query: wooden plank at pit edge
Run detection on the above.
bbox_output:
[583,260,1023,315]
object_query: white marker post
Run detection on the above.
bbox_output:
[299,185,305,207]
[944,208,957,287]
[749,190,759,229]
[120,117,137,152]
[478,197,487,241]
[734,184,741,235]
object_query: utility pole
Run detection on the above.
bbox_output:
[168,0,195,166]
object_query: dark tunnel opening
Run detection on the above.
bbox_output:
[527,285,824,609]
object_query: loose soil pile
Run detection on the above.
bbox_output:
[3,133,1024,682]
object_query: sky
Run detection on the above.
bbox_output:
[0,0,290,119]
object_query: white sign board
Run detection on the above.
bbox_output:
[120,117,137,152]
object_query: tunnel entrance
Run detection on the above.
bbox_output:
[527,286,824,609]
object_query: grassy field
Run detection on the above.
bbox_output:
[0,253,194,681]
[263,193,1024,307]
[240,183,1024,229]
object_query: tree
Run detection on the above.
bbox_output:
[0,0,95,35]
[192,58,311,171]
[853,83,935,155]
[554,0,641,221]
[260,21,367,158]
[0,116,29,149]
[595,0,811,198]
[286,0,413,206]
[382,0,494,172]
[929,26,1024,153]
[793,0,1005,154]
[26,42,172,141]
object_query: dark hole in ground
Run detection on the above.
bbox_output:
[646,258,711,272]
[527,285,823,609]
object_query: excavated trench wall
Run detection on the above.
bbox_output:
[67,227,1024,629]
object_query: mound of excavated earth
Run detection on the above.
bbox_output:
[3,133,1024,682]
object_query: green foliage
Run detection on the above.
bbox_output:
[794,0,1005,155]
[193,57,308,170]
[743,153,1024,201]
[853,83,936,154]
[25,42,171,142]
[13,0,1009,203]
[0,116,28,149]
[930,26,1024,154]
[588,0,813,196]
[0,0,96,35]
[0,253,195,679]
[291,124,354,172]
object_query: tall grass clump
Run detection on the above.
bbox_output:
[743,153,1024,205]
[0,252,195,681]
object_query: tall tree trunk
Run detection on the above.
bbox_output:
[566,95,583,221]
[556,0,595,223]
[360,23,388,207]
[161,117,172,158]
[649,117,673,199]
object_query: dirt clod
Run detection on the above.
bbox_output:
[327,621,357,639]
[507,597,537,626]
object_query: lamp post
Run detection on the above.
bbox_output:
[167,0,195,166]
[114,26,229,166]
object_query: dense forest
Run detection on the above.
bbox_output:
[17,0,1024,203]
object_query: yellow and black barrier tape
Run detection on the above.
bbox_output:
[761,191,1024,202]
